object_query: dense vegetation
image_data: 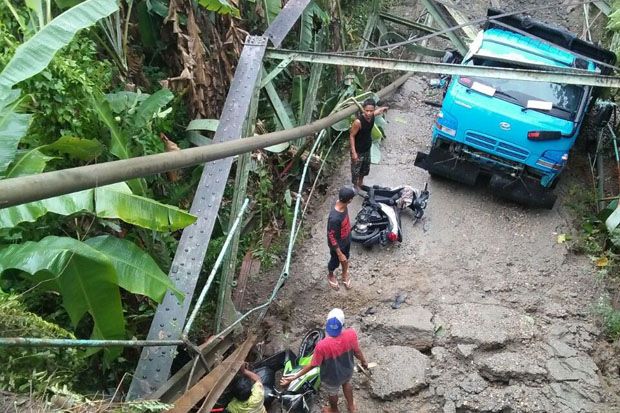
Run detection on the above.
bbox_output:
[0,0,391,403]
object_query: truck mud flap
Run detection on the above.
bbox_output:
[489,174,556,209]
[415,148,479,186]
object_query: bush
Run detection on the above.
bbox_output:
[0,292,87,393]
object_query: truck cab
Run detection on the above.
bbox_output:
[415,9,616,208]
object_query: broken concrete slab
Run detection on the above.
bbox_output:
[457,384,556,413]
[544,339,577,358]
[438,303,537,349]
[457,344,477,359]
[366,345,430,399]
[363,305,434,350]
[476,352,547,382]
[458,372,488,394]
[546,356,600,387]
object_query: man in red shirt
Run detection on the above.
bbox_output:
[326,187,355,290]
[281,308,368,413]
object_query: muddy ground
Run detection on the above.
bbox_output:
[243,2,620,413]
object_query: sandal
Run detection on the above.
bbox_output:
[321,407,340,413]
[342,275,352,290]
[328,276,340,291]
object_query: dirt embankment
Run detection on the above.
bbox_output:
[249,2,620,412]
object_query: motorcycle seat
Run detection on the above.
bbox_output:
[362,185,404,206]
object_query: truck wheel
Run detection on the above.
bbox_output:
[489,174,556,209]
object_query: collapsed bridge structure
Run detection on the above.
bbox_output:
[0,0,619,408]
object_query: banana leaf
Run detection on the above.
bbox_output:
[134,89,174,128]
[0,0,119,90]
[0,182,196,231]
[196,0,239,17]
[94,183,196,230]
[5,148,58,177]
[0,90,32,176]
[299,5,314,51]
[292,76,306,126]
[85,235,183,303]
[105,90,149,113]
[370,141,381,164]
[187,119,219,132]
[261,0,280,25]
[332,117,352,132]
[90,92,147,195]
[44,136,104,161]
[0,236,125,358]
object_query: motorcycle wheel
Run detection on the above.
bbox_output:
[351,227,380,243]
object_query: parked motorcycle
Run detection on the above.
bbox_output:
[212,329,324,413]
[351,183,429,247]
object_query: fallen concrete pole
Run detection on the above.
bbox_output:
[0,73,410,208]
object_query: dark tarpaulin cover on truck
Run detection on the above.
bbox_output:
[485,8,617,73]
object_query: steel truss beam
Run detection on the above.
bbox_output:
[379,12,449,39]
[264,49,620,88]
[420,0,469,55]
[127,36,268,399]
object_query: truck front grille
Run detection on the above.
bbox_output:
[465,132,530,161]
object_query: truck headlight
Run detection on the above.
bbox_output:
[435,111,458,137]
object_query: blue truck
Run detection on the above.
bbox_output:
[414,9,616,208]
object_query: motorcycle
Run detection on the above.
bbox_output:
[351,183,429,247]
[212,329,324,413]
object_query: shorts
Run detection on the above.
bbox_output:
[351,151,371,183]
[328,242,350,272]
[321,376,353,396]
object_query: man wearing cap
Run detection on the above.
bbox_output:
[327,187,355,290]
[280,308,368,413]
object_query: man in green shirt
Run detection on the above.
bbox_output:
[226,364,267,413]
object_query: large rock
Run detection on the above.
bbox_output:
[438,303,536,349]
[366,345,430,399]
[456,384,556,413]
[546,356,599,387]
[476,352,547,381]
[362,305,434,350]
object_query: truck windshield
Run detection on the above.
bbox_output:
[464,57,584,121]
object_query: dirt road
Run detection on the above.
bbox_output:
[251,4,620,412]
[260,80,620,413]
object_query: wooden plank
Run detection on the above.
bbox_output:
[148,334,234,403]
[166,335,256,413]
[232,251,260,308]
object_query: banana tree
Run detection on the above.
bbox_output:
[0,0,119,175]
[0,235,185,360]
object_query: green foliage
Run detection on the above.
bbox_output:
[0,0,118,90]
[6,148,58,177]
[0,90,32,176]
[18,36,115,150]
[0,291,87,393]
[42,135,104,161]
[260,0,280,25]
[0,182,197,231]
[594,295,620,340]
[0,235,182,359]
[197,0,240,18]
[85,235,183,302]
[92,88,176,194]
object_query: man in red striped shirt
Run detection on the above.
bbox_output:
[281,309,368,413]
[326,187,355,290]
